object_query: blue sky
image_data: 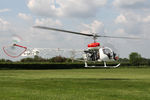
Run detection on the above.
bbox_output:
[0,0,27,17]
[0,0,150,60]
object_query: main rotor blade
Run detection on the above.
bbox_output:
[33,26,94,37]
[34,26,142,39]
[97,35,141,39]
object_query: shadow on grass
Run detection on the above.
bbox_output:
[98,78,136,80]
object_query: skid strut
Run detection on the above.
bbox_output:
[84,61,120,68]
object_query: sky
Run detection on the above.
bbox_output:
[0,0,150,60]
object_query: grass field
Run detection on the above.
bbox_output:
[0,67,150,100]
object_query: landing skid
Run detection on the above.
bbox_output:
[84,61,120,68]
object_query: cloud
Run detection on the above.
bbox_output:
[113,0,150,10]
[112,0,150,57]
[143,15,150,23]
[18,13,33,21]
[0,9,11,13]
[31,18,63,44]
[27,0,59,17]
[80,20,104,34]
[35,18,62,27]
[0,18,11,31]
[112,12,150,57]
[114,12,150,36]
[27,0,107,18]
[115,14,127,24]
[113,0,150,36]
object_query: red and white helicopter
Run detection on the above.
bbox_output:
[32,26,139,68]
[3,26,139,68]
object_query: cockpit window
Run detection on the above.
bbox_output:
[103,48,112,55]
[103,48,113,59]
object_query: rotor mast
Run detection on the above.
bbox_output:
[93,35,97,43]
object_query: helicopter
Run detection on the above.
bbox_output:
[30,26,140,68]
[2,25,140,68]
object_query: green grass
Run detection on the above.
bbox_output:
[0,67,150,100]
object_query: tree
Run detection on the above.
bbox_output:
[129,52,142,66]
[20,55,46,62]
[0,59,12,62]
[33,55,46,62]
[20,57,34,62]
[0,59,6,62]
[118,58,129,63]
[50,56,67,62]
[148,59,150,66]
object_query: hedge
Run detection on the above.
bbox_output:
[0,62,125,69]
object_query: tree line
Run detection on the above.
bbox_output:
[119,52,150,66]
[0,52,150,66]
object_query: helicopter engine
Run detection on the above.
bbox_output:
[83,49,100,61]
[83,42,100,61]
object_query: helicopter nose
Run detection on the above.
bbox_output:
[114,56,119,60]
